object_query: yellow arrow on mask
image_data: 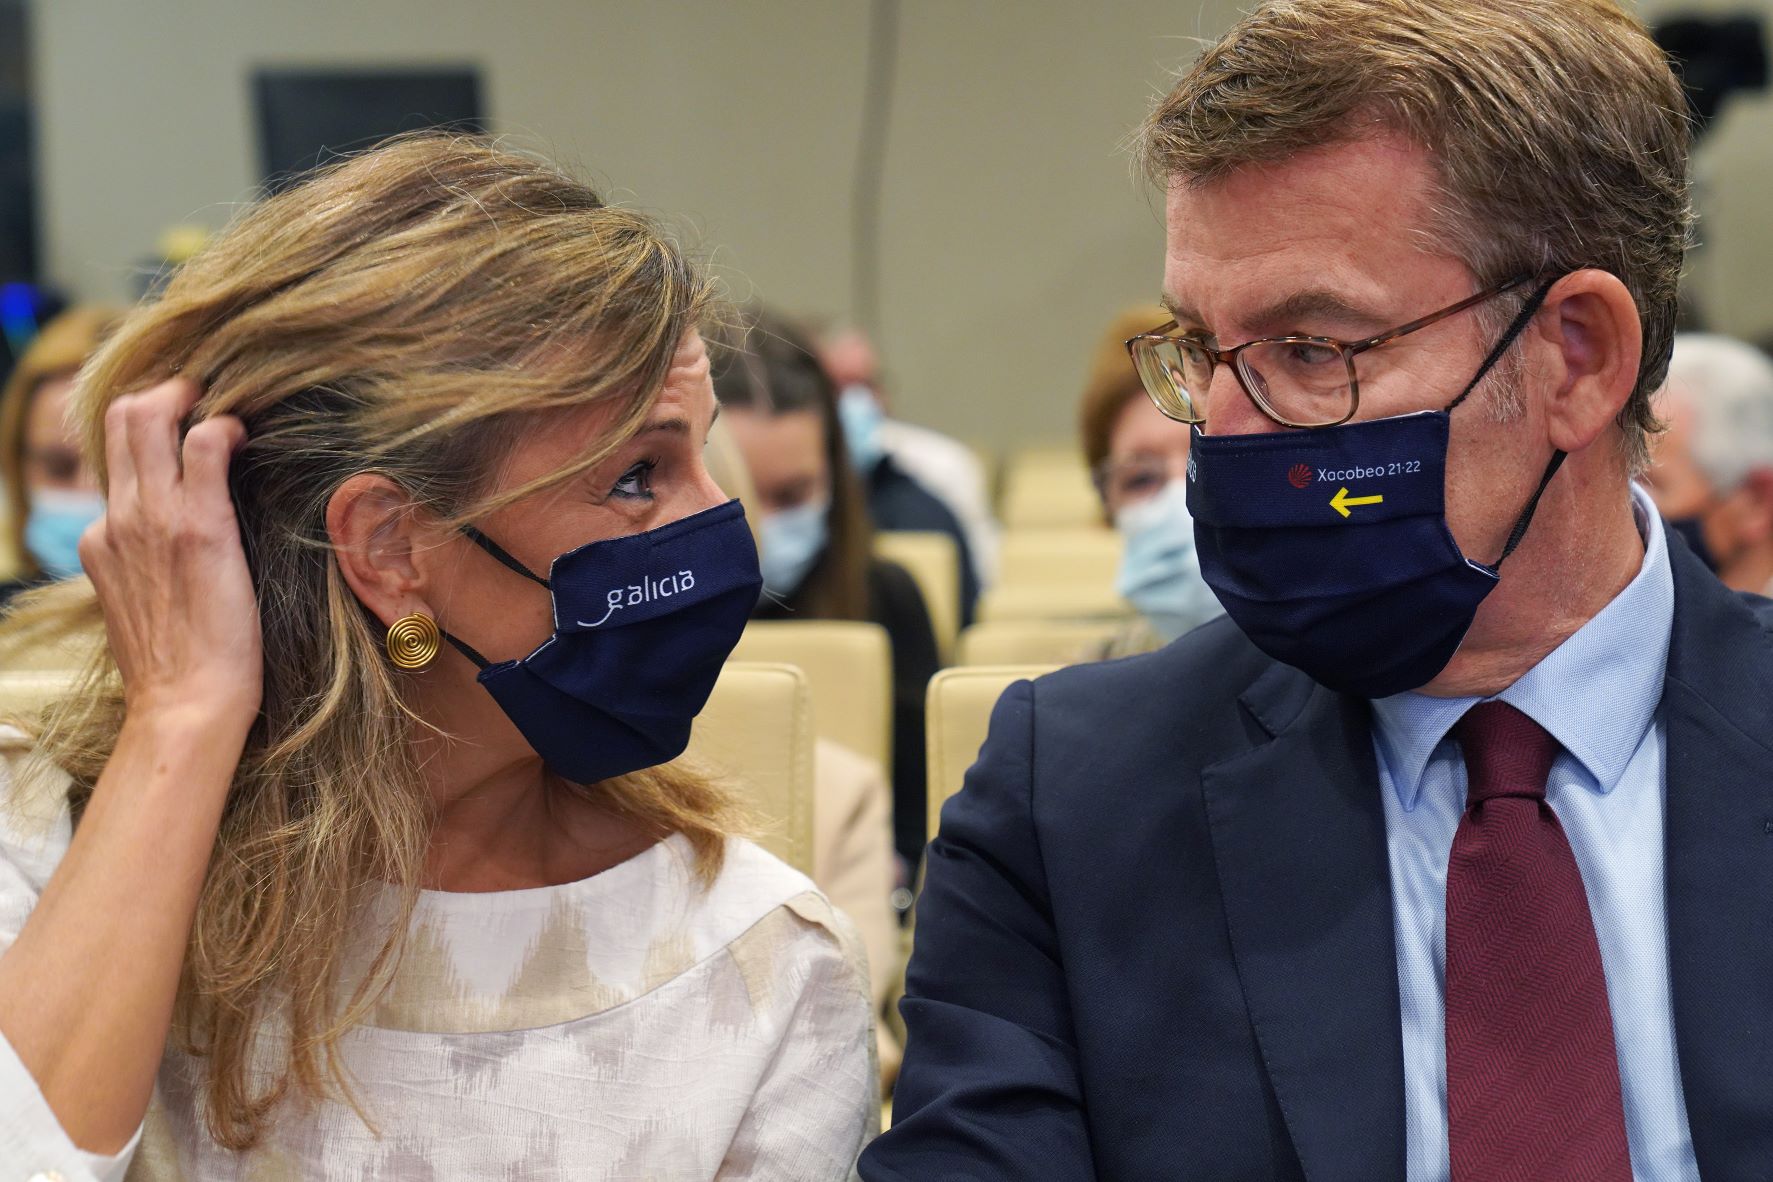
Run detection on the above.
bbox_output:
[1330,486,1384,518]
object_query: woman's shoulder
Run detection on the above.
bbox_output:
[700,838,871,984]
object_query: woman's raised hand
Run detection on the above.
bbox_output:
[79,378,262,728]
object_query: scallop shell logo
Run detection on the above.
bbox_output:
[1287,463,1314,489]
[386,614,441,671]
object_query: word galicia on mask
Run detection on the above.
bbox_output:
[434,499,763,785]
[585,570,699,627]
[1186,277,1564,699]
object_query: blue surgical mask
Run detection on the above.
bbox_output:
[837,384,886,476]
[759,498,830,599]
[1187,279,1561,698]
[25,488,104,578]
[440,499,763,785]
[1114,478,1221,642]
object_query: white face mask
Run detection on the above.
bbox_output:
[25,487,105,578]
[1113,479,1221,642]
[759,498,831,599]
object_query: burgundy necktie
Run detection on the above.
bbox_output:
[1445,701,1631,1181]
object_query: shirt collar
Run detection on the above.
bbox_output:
[1370,483,1674,810]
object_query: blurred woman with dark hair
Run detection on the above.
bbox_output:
[713,309,939,878]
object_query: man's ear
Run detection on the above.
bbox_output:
[1532,269,1643,455]
[326,474,438,629]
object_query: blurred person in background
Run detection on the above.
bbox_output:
[1078,304,1222,657]
[701,411,904,1084]
[1646,332,1773,595]
[818,327,983,625]
[714,309,940,880]
[0,306,119,603]
[0,137,875,1180]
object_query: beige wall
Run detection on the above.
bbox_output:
[30,0,1773,452]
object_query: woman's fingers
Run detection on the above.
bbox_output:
[103,395,138,508]
[123,380,202,505]
[180,416,247,522]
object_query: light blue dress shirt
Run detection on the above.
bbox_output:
[1370,485,1699,1182]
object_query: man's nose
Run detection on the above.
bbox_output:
[1200,363,1281,437]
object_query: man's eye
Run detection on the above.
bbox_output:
[611,460,657,500]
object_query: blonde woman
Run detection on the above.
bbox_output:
[0,136,875,1179]
[0,306,119,600]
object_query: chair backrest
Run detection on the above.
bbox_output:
[682,660,816,875]
[925,664,1057,841]
[999,448,1100,530]
[955,618,1123,666]
[997,527,1123,588]
[730,620,892,772]
[873,529,960,659]
[976,581,1130,624]
[0,660,818,877]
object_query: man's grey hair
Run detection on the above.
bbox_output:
[1665,333,1773,493]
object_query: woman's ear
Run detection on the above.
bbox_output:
[1535,269,1643,455]
[326,474,436,629]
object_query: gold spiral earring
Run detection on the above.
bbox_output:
[386,613,441,671]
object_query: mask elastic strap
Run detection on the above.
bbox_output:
[1497,449,1568,565]
[1445,277,1559,414]
[440,629,491,670]
[439,525,548,671]
[461,525,550,588]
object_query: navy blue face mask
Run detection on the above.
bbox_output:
[441,499,762,785]
[1186,281,1562,699]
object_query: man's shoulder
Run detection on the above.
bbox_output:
[1739,589,1773,631]
[1026,614,1275,723]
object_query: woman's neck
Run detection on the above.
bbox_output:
[418,743,658,892]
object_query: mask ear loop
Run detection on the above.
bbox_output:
[435,526,553,670]
[1442,275,1567,567]
[1444,277,1559,413]
[441,631,492,670]
[461,525,551,588]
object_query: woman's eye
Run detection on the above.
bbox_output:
[611,460,657,500]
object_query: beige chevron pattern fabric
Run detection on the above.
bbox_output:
[0,739,878,1181]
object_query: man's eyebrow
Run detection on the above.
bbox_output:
[1159,291,1196,325]
[1159,288,1391,340]
[1243,289,1390,337]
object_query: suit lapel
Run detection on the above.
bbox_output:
[1661,538,1773,1175]
[1203,663,1406,1180]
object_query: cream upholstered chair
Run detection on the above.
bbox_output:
[0,660,818,878]
[925,664,1057,841]
[730,620,892,773]
[997,528,1123,589]
[998,447,1100,530]
[874,529,960,659]
[955,619,1123,667]
[976,581,1130,624]
[680,660,816,875]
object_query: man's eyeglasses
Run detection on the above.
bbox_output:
[1124,276,1531,430]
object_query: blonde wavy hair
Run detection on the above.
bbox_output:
[0,134,740,1149]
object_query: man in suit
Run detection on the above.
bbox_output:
[858,1,1765,1179]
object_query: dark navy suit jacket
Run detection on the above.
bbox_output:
[860,530,1773,1180]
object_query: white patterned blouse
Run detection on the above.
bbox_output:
[0,746,878,1182]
